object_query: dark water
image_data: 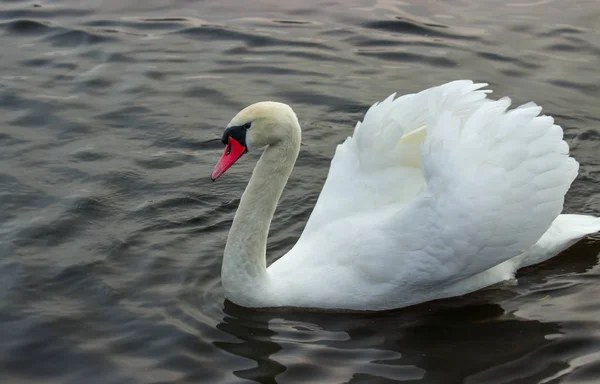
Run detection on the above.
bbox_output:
[1,0,600,383]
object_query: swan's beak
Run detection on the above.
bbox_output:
[211,137,247,181]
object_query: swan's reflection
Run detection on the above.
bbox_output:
[211,241,600,383]
[215,304,286,383]
[214,297,554,383]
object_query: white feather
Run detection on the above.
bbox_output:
[266,80,598,310]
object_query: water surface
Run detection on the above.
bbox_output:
[1,0,600,383]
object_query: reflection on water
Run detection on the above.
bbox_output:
[217,301,541,383]
[0,0,599,383]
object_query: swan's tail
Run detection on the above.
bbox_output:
[520,214,600,268]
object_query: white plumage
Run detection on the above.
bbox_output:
[216,80,600,311]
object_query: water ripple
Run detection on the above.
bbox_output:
[176,25,331,49]
[361,17,480,41]
[357,50,457,67]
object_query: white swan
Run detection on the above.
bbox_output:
[211,80,600,311]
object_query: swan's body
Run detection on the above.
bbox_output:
[212,80,600,311]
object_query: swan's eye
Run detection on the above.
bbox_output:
[243,122,251,129]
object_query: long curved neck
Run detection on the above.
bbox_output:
[222,129,300,305]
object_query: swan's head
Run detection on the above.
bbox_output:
[211,101,299,180]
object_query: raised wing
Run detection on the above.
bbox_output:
[390,92,579,285]
[300,80,491,239]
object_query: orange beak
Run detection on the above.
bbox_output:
[211,137,247,181]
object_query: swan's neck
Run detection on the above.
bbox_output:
[222,131,300,305]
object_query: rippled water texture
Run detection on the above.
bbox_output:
[1,0,600,383]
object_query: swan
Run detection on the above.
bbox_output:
[211,80,600,311]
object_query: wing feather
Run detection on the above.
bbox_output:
[301,80,490,238]
[392,93,578,285]
[300,80,577,288]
